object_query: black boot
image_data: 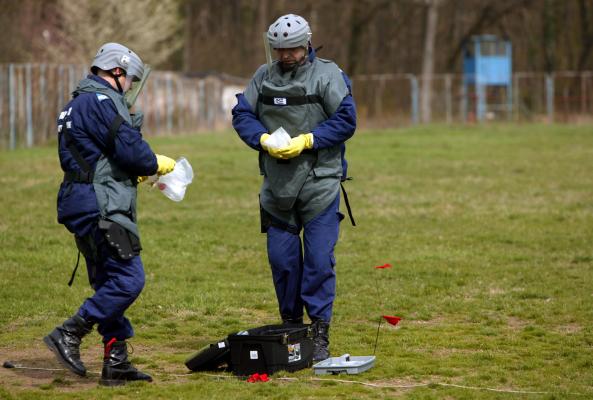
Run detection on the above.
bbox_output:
[100,339,152,386]
[312,320,330,362]
[43,314,94,376]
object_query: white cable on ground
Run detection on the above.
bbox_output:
[178,371,588,396]
[6,363,588,396]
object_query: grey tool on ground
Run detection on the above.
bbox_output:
[3,360,99,374]
[312,354,376,375]
[4,361,65,371]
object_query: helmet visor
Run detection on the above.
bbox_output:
[124,65,152,108]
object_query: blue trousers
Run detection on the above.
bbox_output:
[267,195,342,322]
[75,225,145,341]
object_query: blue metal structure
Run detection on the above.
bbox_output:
[463,35,512,121]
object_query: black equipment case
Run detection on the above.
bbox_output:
[228,324,314,376]
[185,323,314,376]
[185,338,230,372]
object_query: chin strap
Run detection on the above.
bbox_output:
[107,70,124,93]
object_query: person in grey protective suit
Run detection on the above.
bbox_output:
[44,43,177,385]
[232,14,357,362]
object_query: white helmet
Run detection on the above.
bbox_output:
[91,42,144,82]
[267,14,311,49]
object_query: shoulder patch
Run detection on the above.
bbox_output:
[96,94,109,101]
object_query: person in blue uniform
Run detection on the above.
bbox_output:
[232,14,356,361]
[44,43,176,386]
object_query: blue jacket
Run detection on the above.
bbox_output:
[57,75,157,237]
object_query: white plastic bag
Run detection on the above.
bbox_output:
[155,157,194,202]
[263,126,291,149]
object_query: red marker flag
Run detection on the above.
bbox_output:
[382,315,401,326]
[247,373,269,383]
[375,263,392,269]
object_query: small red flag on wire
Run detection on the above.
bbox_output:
[382,315,401,326]
[375,263,392,269]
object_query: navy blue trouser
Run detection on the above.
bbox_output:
[266,195,342,322]
[75,225,145,341]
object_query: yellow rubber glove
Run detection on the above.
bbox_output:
[155,154,176,176]
[259,133,285,159]
[259,133,270,150]
[277,133,314,159]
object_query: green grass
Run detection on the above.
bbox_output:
[1,124,592,399]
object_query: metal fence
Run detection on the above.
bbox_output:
[352,72,593,127]
[0,63,246,150]
[1,63,592,150]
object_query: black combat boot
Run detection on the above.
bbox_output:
[100,339,152,386]
[43,314,94,376]
[312,320,330,362]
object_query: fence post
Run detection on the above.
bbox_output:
[9,64,16,150]
[176,75,185,133]
[153,75,161,133]
[165,73,174,133]
[190,81,198,129]
[68,64,75,94]
[198,80,205,130]
[546,74,554,123]
[375,76,385,119]
[460,80,467,123]
[445,74,452,124]
[513,74,520,121]
[25,63,33,147]
[476,83,486,122]
[507,73,513,121]
[407,74,419,125]
[0,65,4,135]
[57,65,64,113]
[206,79,215,130]
[581,73,587,115]
[39,64,47,142]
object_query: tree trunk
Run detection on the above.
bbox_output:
[421,0,440,124]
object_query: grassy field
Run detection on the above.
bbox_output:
[0,124,592,399]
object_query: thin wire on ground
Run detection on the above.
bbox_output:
[179,371,589,396]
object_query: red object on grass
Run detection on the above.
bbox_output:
[382,315,402,326]
[374,263,392,269]
[247,373,269,383]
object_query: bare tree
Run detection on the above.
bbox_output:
[42,0,183,67]
[420,0,441,123]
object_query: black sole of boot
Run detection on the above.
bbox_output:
[99,378,126,386]
[100,378,153,386]
[43,335,86,377]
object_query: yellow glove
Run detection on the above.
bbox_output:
[259,133,285,159]
[155,154,176,176]
[277,133,314,159]
[137,176,148,184]
[259,133,270,149]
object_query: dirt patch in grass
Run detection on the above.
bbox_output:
[0,342,102,392]
[406,317,445,326]
[0,341,174,394]
[553,323,582,334]
[506,316,529,330]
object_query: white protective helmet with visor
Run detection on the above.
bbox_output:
[267,14,312,49]
[91,42,144,93]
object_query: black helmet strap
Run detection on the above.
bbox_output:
[107,69,125,93]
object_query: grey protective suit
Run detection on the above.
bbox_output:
[243,57,350,226]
